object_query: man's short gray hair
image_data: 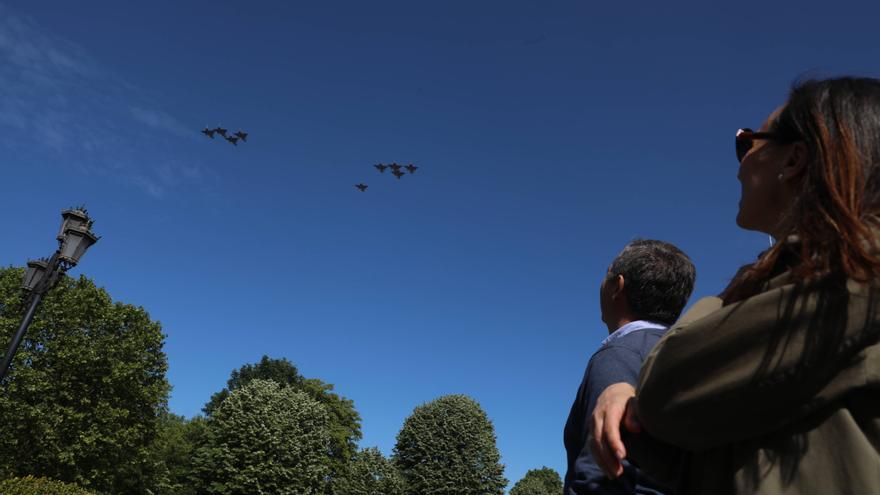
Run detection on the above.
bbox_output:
[607,239,696,325]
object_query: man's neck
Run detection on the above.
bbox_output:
[607,316,635,335]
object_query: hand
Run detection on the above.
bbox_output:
[589,382,639,479]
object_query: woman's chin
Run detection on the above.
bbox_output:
[735,210,748,229]
[736,211,761,232]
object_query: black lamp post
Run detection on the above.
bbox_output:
[0,208,99,382]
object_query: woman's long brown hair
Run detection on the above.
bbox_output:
[720,78,880,390]
[722,77,880,304]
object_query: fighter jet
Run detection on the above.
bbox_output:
[355,183,368,192]
[201,128,216,138]
[212,127,228,137]
[225,135,239,145]
[234,131,248,142]
[389,162,402,172]
[405,164,418,174]
[392,169,405,179]
[374,164,388,173]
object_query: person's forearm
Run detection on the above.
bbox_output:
[637,281,875,450]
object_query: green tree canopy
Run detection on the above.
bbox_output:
[147,412,208,495]
[334,447,404,495]
[0,476,96,495]
[203,356,362,492]
[192,379,331,495]
[509,467,562,495]
[393,394,507,495]
[0,268,170,494]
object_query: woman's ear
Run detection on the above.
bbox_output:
[780,142,808,183]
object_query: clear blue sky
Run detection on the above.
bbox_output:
[3,0,879,490]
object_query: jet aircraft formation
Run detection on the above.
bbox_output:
[355,162,419,191]
[202,126,248,146]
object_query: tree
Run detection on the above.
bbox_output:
[334,447,404,495]
[191,379,331,495]
[203,356,362,492]
[0,476,96,494]
[393,394,507,495]
[147,413,209,495]
[0,268,170,494]
[509,467,562,495]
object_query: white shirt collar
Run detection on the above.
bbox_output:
[600,320,668,347]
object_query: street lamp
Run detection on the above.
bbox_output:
[0,208,100,382]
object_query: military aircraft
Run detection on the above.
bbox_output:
[212,127,228,137]
[201,128,215,138]
[355,183,368,192]
[234,131,248,142]
[225,135,239,145]
[388,162,402,171]
[392,169,405,179]
[405,164,418,174]
[374,164,388,173]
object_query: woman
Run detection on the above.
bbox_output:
[590,77,880,494]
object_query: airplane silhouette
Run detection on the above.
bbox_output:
[392,169,405,179]
[374,164,388,173]
[405,164,418,174]
[225,135,239,145]
[355,183,368,192]
[201,128,215,138]
[213,127,228,137]
[234,131,248,142]
[389,162,402,171]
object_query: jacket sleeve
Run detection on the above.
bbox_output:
[636,282,876,451]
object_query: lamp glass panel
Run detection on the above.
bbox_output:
[60,231,85,262]
[57,211,89,241]
[60,228,96,264]
[22,263,47,290]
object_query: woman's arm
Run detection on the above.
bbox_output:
[637,280,875,450]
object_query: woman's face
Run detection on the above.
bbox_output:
[736,107,799,237]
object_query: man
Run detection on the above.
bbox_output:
[563,239,695,494]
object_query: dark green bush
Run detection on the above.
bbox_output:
[0,476,96,494]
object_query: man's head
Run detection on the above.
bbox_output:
[599,239,696,332]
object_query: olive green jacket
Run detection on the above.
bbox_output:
[629,273,880,494]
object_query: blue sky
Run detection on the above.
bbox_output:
[2,0,879,490]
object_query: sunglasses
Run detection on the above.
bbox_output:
[735,128,789,162]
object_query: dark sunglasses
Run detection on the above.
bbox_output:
[735,128,788,162]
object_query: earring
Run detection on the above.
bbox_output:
[778,173,784,181]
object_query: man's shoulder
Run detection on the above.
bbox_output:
[586,335,648,377]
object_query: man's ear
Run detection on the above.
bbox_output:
[780,142,808,183]
[611,275,625,301]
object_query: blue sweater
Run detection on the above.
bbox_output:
[563,328,671,495]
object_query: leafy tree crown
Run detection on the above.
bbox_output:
[202,355,362,493]
[334,447,404,495]
[192,379,331,495]
[393,394,507,495]
[509,467,562,495]
[0,268,169,494]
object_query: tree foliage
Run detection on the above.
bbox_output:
[0,268,170,494]
[147,413,208,495]
[192,379,331,495]
[334,447,404,495]
[393,394,507,495]
[509,467,562,495]
[0,476,96,495]
[203,356,361,492]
